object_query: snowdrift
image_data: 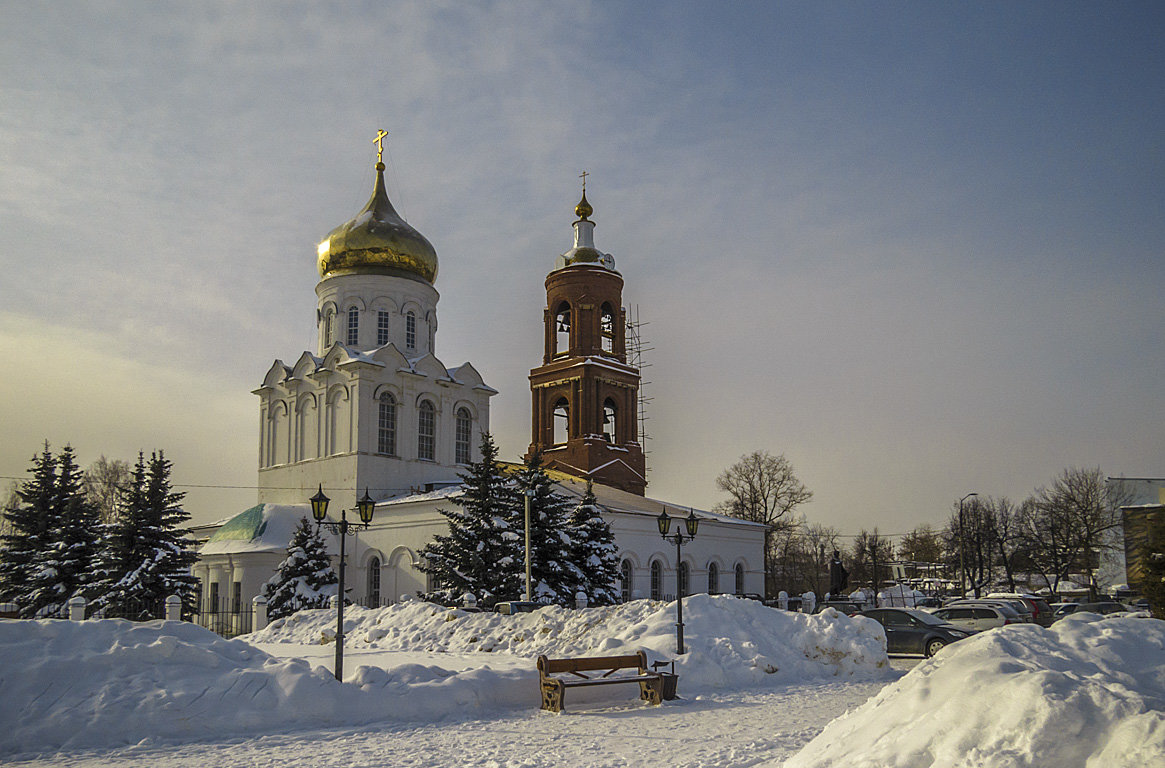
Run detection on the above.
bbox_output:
[779,613,1165,768]
[251,594,892,688]
[0,595,888,756]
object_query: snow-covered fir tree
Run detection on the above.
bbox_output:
[90,451,199,616]
[515,451,580,606]
[262,517,338,619]
[0,444,61,616]
[567,480,622,605]
[420,432,523,606]
[52,445,102,611]
[0,444,101,617]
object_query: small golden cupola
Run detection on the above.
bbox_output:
[316,143,438,284]
[558,176,615,271]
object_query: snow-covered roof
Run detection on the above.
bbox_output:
[200,504,315,555]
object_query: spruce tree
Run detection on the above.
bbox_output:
[262,517,338,619]
[568,480,622,605]
[91,451,199,616]
[51,445,102,611]
[0,444,59,616]
[420,432,523,606]
[515,451,578,605]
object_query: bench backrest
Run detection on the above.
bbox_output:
[537,651,648,676]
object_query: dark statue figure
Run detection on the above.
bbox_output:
[829,550,848,597]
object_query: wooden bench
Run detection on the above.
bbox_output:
[536,651,663,713]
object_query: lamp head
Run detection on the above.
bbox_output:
[357,489,376,524]
[657,509,671,537]
[310,485,330,523]
[685,508,700,538]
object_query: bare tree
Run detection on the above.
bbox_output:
[83,456,131,524]
[851,528,893,603]
[1035,467,1131,600]
[715,450,813,597]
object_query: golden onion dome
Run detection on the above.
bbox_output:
[317,162,438,284]
[574,190,593,220]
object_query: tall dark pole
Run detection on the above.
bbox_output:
[335,510,348,681]
[958,493,977,599]
[674,532,685,654]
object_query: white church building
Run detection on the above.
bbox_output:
[194,145,764,616]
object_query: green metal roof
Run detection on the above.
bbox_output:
[206,504,267,543]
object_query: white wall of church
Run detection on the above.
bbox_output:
[316,273,439,357]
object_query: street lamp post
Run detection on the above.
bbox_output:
[523,487,535,602]
[657,508,700,655]
[958,492,978,599]
[310,484,376,681]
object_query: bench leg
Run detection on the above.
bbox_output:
[541,680,565,713]
[639,678,662,706]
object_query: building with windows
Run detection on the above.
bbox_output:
[194,150,764,615]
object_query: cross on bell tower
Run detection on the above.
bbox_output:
[526,185,646,495]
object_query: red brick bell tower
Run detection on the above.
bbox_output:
[526,187,646,495]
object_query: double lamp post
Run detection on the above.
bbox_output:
[657,508,699,655]
[310,485,376,681]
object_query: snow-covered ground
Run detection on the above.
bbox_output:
[1,596,1162,767]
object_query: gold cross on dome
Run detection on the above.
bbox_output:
[579,170,589,191]
[373,130,388,163]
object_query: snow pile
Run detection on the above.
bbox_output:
[252,594,892,688]
[0,618,528,756]
[780,613,1165,768]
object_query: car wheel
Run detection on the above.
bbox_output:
[925,638,946,658]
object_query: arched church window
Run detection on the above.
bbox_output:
[324,309,335,347]
[602,399,617,443]
[378,393,397,455]
[600,303,615,354]
[620,559,633,603]
[735,563,745,595]
[455,407,472,464]
[417,399,436,461]
[552,398,569,445]
[406,311,417,350]
[377,310,390,346]
[679,561,690,597]
[553,302,571,356]
[650,559,663,600]
[367,556,381,607]
[347,307,359,346]
[708,562,719,595]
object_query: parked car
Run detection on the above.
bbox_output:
[945,598,1033,623]
[1071,601,1131,616]
[1050,602,1080,620]
[932,603,1023,632]
[861,607,975,657]
[985,593,1055,627]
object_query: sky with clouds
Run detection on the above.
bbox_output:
[2,1,1162,541]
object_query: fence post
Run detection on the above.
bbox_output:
[461,592,477,610]
[252,595,268,632]
[165,594,182,621]
[802,591,816,614]
[68,595,87,621]
[777,591,789,611]
[575,591,588,609]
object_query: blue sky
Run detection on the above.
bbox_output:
[2,1,1162,539]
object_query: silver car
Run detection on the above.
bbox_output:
[933,603,1023,631]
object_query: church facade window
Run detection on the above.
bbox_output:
[455,407,472,465]
[377,311,390,346]
[735,563,745,595]
[347,307,359,346]
[367,556,381,607]
[406,311,417,350]
[377,393,397,455]
[707,562,719,594]
[553,302,571,356]
[650,559,663,600]
[600,303,615,354]
[417,399,435,461]
[620,559,633,602]
[324,309,335,347]
[679,561,690,597]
